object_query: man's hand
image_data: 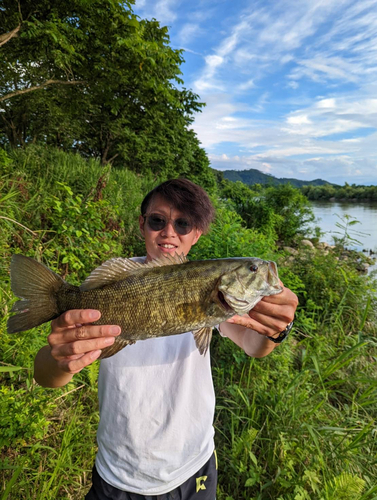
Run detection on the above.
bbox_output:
[226,283,298,338]
[48,309,121,374]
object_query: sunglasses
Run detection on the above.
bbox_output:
[143,213,193,235]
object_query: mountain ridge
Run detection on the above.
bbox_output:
[216,168,339,188]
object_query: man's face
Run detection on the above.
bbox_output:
[139,195,202,262]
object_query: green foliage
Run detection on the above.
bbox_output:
[219,180,315,244]
[261,184,315,243]
[0,385,53,448]
[0,0,216,189]
[332,214,369,248]
[284,245,375,331]
[40,182,123,277]
[1,146,377,499]
[190,200,276,261]
[324,473,365,500]
[302,183,377,201]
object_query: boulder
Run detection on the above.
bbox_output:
[301,239,315,249]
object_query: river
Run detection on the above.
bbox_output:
[309,200,377,273]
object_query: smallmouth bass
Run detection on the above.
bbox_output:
[7,254,283,358]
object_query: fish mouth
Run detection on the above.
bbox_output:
[218,291,251,314]
[218,291,235,313]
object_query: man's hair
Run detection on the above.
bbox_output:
[141,178,215,233]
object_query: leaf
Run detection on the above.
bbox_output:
[245,477,257,487]
[249,451,258,466]
[0,366,25,373]
[0,459,26,500]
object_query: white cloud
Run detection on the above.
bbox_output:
[286,115,312,125]
[136,0,179,24]
[317,98,336,109]
[262,162,272,173]
[178,23,201,44]
[237,79,255,91]
[132,0,377,185]
[209,151,377,184]
[289,56,364,84]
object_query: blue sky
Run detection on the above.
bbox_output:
[134,0,377,185]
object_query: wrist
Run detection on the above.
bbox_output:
[266,320,294,344]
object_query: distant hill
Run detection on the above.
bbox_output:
[216,168,338,188]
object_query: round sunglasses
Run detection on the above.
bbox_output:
[143,213,193,235]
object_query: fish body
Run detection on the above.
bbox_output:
[7,254,283,358]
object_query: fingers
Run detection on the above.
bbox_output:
[226,286,298,337]
[56,350,103,375]
[49,323,120,346]
[51,309,101,331]
[226,314,280,337]
[48,309,121,374]
[50,332,117,358]
[255,286,298,307]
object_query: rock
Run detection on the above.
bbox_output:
[317,241,332,250]
[357,263,369,274]
[301,239,315,249]
[283,246,299,255]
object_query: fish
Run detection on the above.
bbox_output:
[7,253,283,358]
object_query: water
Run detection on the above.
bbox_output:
[309,200,377,273]
[310,201,377,252]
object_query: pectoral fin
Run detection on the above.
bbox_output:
[99,337,136,359]
[192,327,213,356]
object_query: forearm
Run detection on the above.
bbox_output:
[219,321,278,358]
[34,345,74,388]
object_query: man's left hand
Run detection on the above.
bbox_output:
[226,282,298,338]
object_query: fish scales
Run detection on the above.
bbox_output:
[78,261,223,337]
[7,254,283,358]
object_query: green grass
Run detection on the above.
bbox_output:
[1,145,377,499]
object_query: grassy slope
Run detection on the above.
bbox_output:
[1,147,377,500]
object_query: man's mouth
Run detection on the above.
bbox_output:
[158,244,178,249]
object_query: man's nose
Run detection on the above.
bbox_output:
[161,220,177,236]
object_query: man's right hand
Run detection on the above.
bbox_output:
[48,309,121,374]
[34,309,121,387]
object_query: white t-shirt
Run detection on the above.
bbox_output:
[95,257,216,495]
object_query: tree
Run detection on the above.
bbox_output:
[0,0,215,189]
[263,184,315,243]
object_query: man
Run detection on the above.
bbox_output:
[34,179,298,499]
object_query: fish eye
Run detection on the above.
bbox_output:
[250,265,258,272]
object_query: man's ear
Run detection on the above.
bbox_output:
[192,229,202,246]
[139,215,145,236]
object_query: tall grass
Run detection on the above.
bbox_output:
[1,145,376,499]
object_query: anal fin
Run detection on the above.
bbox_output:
[192,327,213,356]
[99,337,136,359]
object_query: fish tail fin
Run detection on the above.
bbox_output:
[7,255,67,334]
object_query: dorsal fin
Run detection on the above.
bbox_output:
[80,253,188,291]
[143,252,188,268]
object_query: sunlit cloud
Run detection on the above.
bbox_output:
[133,0,377,184]
[178,23,201,44]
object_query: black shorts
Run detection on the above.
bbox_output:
[85,451,218,500]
